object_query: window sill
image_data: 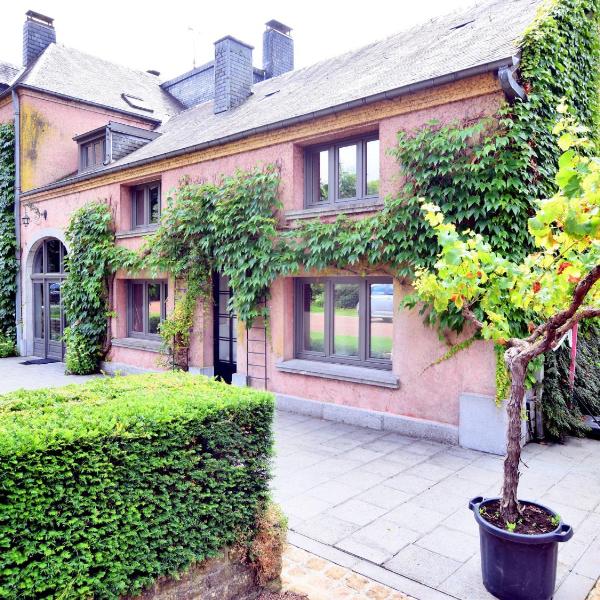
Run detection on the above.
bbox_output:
[285,198,383,221]
[111,337,163,353]
[116,225,158,239]
[276,359,399,389]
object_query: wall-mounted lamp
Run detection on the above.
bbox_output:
[22,202,47,227]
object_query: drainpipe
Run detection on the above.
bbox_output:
[12,89,22,354]
[498,63,526,103]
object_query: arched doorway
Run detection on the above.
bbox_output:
[31,238,67,360]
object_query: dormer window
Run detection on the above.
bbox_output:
[74,122,161,174]
[80,137,106,171]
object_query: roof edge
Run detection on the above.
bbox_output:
[13,84,164,124]
[22,56,516,199]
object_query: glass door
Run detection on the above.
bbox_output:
[31,239,67,360]
[47,281,64,360]
[213,273,237,383]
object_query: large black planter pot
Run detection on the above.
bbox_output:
[469,496,573,600]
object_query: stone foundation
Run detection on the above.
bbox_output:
[127,548,264,600]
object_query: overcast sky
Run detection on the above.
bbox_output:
[1,0,477,80]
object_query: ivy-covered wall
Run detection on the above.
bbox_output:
[58,0,598,433]
[542,324,600,440]
[0,123,17,357]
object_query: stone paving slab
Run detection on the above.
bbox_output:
[0,356,99,394]
[274,410,600,600]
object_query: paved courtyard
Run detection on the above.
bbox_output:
[0,359,597,599]
[0,355,98,393]
[273,410,600,600]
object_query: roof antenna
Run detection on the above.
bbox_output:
[188,26,199,69]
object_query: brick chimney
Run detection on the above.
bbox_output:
[23,10,55,67]
[213,36,254,114]
[263,20,293,79]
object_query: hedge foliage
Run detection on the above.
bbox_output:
[0,373,274,599]
[0,124,17,356]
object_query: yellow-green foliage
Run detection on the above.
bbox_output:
[0,373,274,599]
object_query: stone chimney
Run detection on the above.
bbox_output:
[213,36,254,114]
[23,10,56,67]
[263,20,293,79]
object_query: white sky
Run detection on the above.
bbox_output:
[1,0,477,81]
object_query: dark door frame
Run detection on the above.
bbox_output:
[213,272,237,384]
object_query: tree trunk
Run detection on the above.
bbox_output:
[500,351,527,524]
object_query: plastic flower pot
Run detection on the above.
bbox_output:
[469,496,573,600]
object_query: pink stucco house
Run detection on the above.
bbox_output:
[0,3,542,447]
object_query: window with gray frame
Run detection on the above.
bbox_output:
[304,135,380,207]
[295,277,393,369]
[127,280,168,339]
[131,182,161,228]
[80,137,106,171]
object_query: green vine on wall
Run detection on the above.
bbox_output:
[61,0,598,433]
[0,124,17,357]
[62,201,137,374]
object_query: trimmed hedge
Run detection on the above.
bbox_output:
[0,373,274,599]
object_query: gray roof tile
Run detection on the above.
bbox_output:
[20,44,182,121]
[108,0,541,169]
[0,61,20,87]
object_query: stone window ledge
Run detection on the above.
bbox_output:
[276,359,399,389]
[111,337,163,353]
[285,198,383,221]
[115,224,158,239]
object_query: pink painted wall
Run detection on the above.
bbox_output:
[20,87,504,426]
[0,100,13,124]
[18,89,156,192]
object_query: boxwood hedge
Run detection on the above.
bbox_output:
[0,373,274,599]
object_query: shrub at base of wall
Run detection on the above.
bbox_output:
[0,373,276,599]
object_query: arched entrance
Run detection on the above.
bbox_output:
[31,238,67,360]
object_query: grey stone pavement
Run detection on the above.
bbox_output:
[0,356,98,393]
[0,358,597,599]
[272,410,600,600]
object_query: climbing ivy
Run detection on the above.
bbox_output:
[542,324,600,440]
[62,0,599,421]
[0,124,17,357]
[62,201,136,374]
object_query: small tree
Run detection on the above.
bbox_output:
[407,111,600,524]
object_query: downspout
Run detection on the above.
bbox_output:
[498,62,527,103]
[12,89,22,354]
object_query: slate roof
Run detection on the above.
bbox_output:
[0,61,20,88]
[108,0,542,169]
[26,0,543,192]
[18,44,182,122]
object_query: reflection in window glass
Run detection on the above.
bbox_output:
[370,283,393,360]
[47,239,61,273]
[318,150,329,202]
[302,282,325,352]
[48,282,62,342]
[131,284,144,332]
[135,190,145,226]
[366,140,380,196]
[333,283,359,357]
[148,284,161,334]
[33,247,44,273]
[149,187,160,224]
[34,283,44,338]
[219,338,230,361]
[338,145,357,199]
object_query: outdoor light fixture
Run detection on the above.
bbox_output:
[21,202,47,227]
